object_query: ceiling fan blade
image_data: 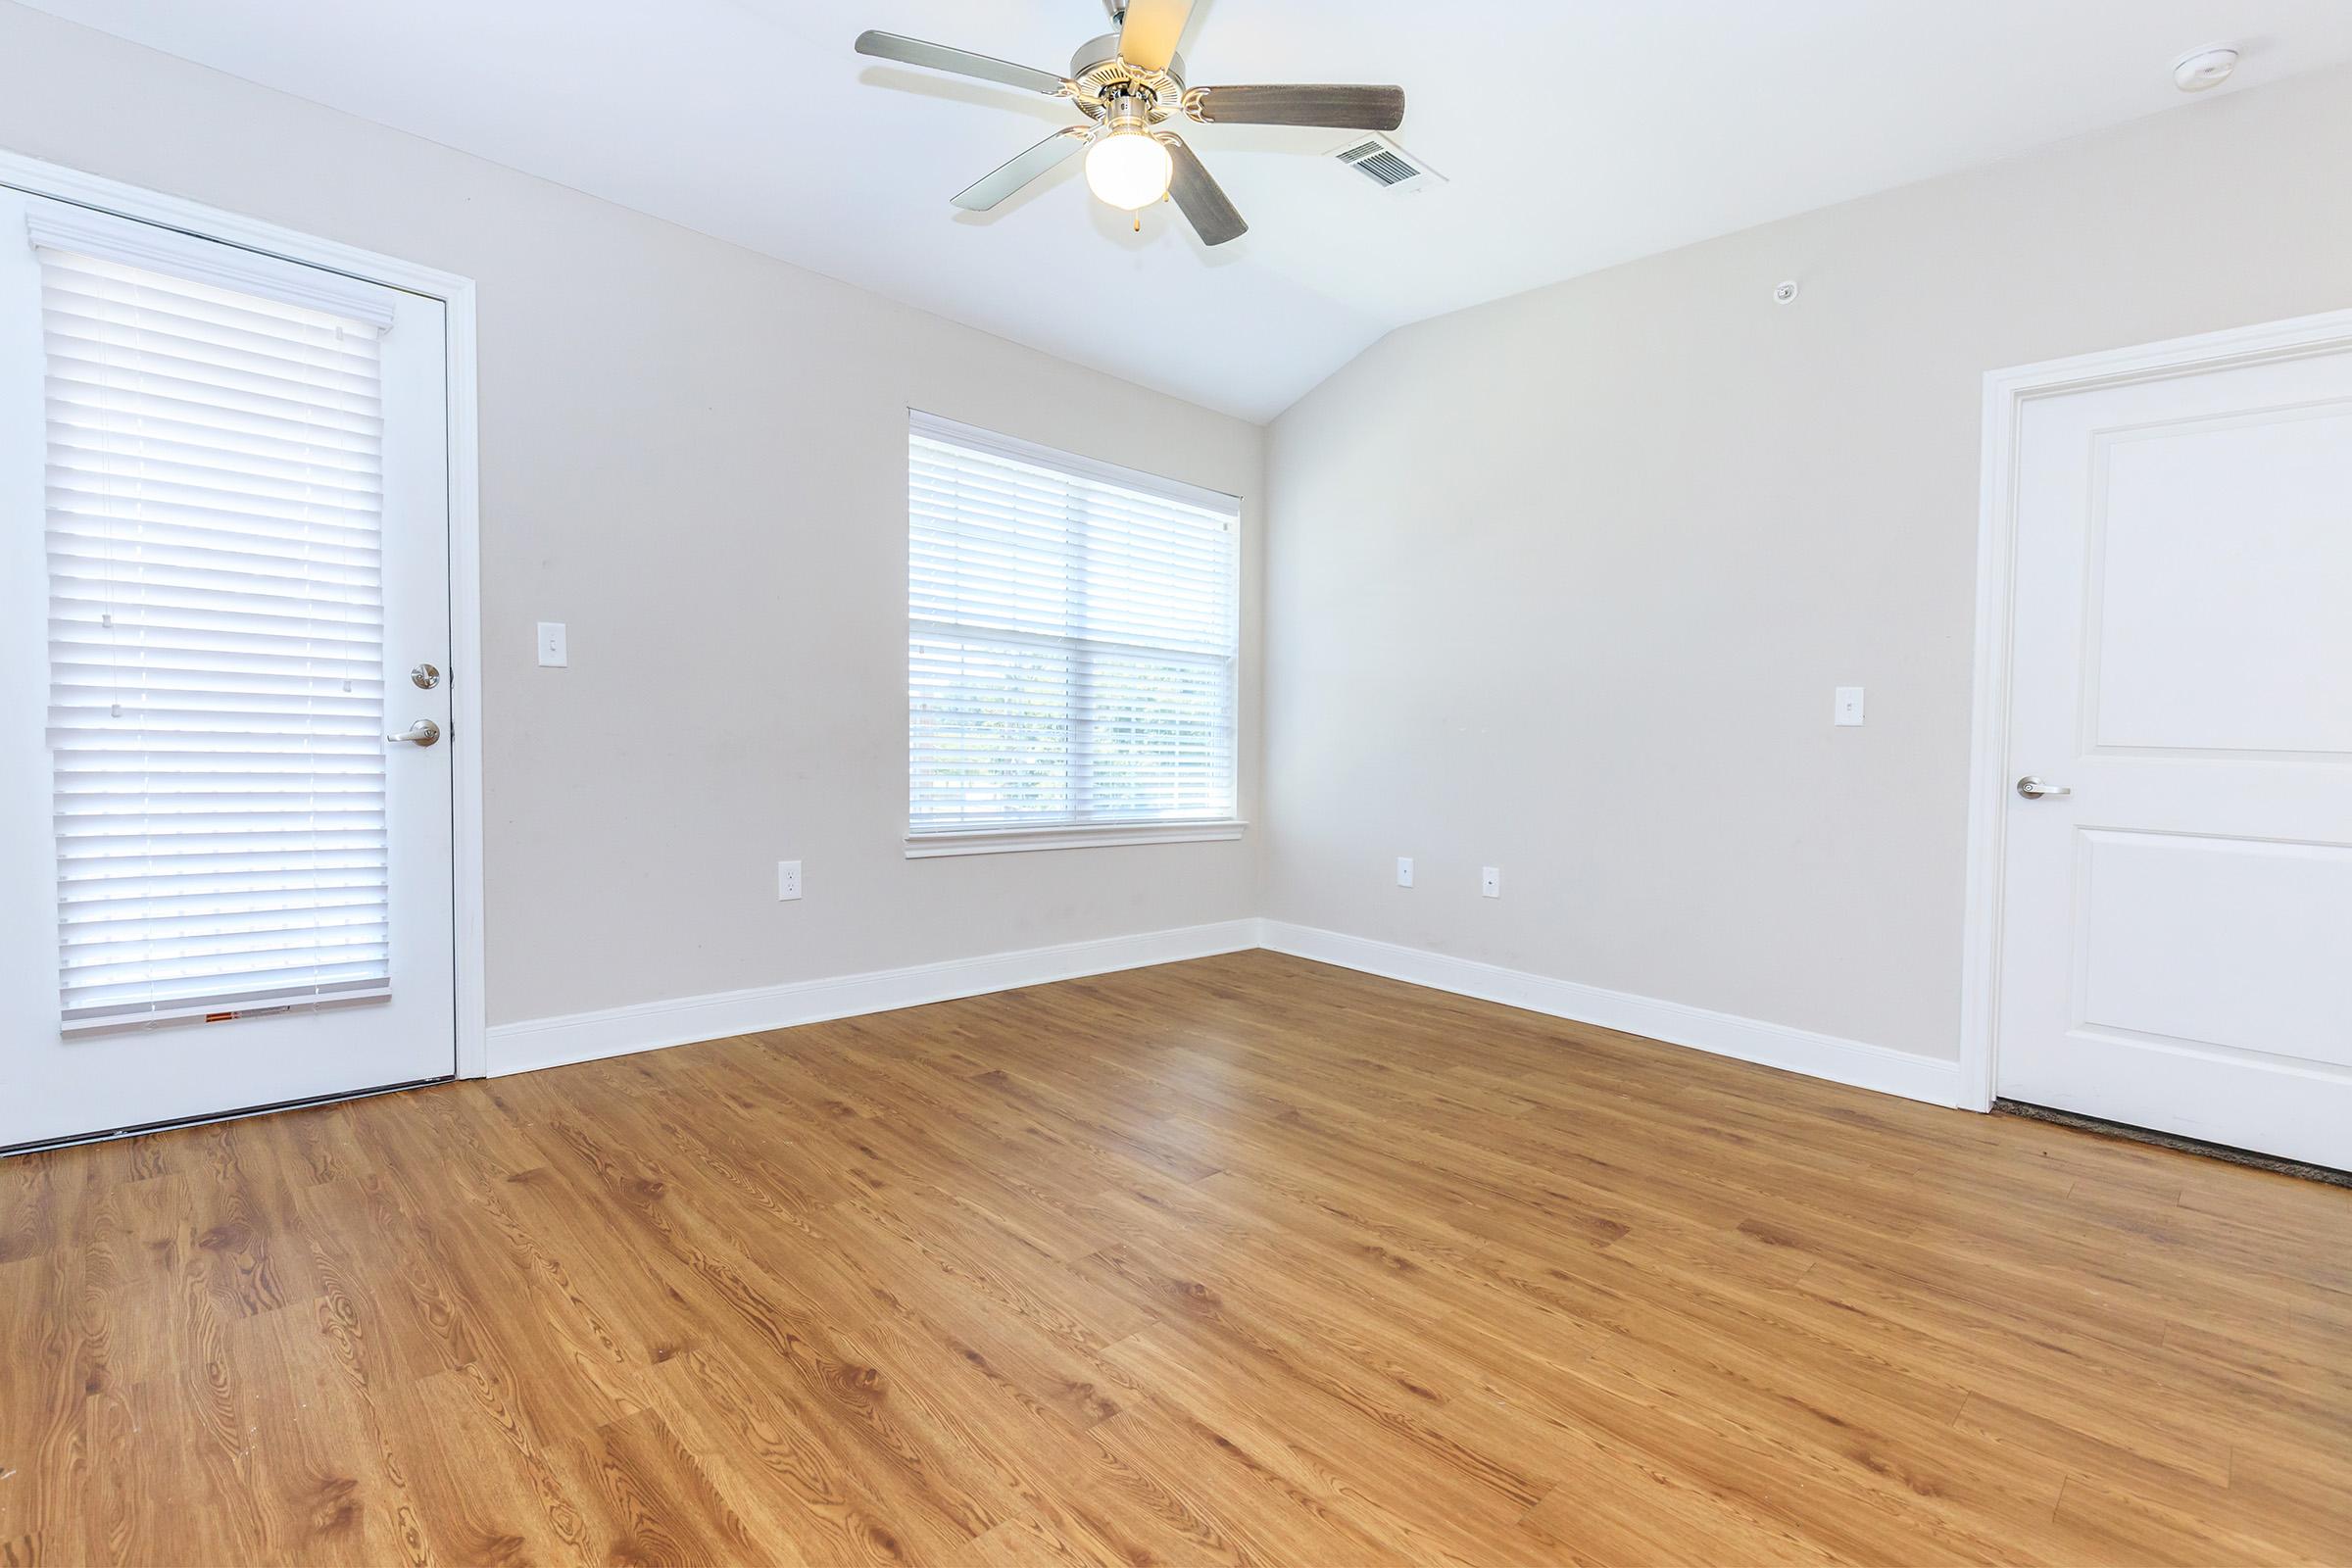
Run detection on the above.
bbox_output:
[855,30,1071,97]
[953,128,1091,212]
[1161,135,1247,247]
[1187,83,1404,129]
[1116,0,1194,73]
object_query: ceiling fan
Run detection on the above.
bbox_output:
[854,0,1405,247]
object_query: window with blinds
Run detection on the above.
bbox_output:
[38,237,393,1032]
[908,413,1240,843]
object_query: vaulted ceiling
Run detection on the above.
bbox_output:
[27,0,2352,419]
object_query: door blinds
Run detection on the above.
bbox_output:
[36,235,394,1032]
[908,413,1240,836]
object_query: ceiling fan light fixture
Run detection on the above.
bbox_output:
[1084,126,1172,210]
[854,3,1404,247]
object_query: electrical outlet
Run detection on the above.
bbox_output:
[1482,866,1501,898]
[1396,857,1414,889]
[776,859,802,901]
[536,621,568,668]
[1835,686,1865,725]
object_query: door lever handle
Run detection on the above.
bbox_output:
[387,718,442,748]
[2016,775,2070,799]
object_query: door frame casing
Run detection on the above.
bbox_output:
[0,149,489,1080]
[1959,305,2352,1113]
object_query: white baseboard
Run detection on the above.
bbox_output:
[1258,920,1963,1108]
[487,914,1961,1112]
[486,917,1264,1078]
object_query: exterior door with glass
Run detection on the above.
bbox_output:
[0,191,456,1152]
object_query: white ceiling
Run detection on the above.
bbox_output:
[27,0,2352,420]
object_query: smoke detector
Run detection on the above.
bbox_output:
[2173,45,2239,93]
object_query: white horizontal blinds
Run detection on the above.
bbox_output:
[909,416,1239,833]
[38,240,393,1033]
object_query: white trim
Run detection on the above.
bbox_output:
[0,150,489,1083]
[1960,304,2352,1114]
[24,201,397,329]
[906,819,1247,858]
[486,918,1265,1077]
[485,912,1966,1107]
[909,408,1242,512]
[444,279,487,1079]
[1261,921,1964,1107]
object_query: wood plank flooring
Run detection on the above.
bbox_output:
[2,950,2347,1566]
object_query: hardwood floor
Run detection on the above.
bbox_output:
[2,950,2346,1566]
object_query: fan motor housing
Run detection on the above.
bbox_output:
[1071,31,1186,117]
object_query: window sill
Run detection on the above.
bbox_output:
[905,820,1248,859]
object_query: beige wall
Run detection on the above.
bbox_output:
[0,4,1264,1027]
[12,1,2347,1070]
[1262,66,2352,1062]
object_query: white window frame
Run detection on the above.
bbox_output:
[905,412,1245,858]
[0,152,489,1077]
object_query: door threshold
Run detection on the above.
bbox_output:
[1,1075,456,1159]
[1994,1099,2350,1189]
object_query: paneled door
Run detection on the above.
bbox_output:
[0,192,455,1152]
[1995,337,2352,1169]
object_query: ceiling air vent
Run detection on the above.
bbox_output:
[1332,133,1445,195]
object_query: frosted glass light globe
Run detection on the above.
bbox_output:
[1084,129,1172,211]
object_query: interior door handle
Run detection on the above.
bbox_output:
[387,718,442,747]
[2015,775,2070,799]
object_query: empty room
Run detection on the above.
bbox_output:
[1,1,2347,1563]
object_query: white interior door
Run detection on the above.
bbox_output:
[0,191,455,1152]
[1995,339,2352,1170]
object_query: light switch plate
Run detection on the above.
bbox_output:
[1834,686,1865,726]
[536,621,568,668]
[1396,857,1414,889]
[776,859,802,901]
